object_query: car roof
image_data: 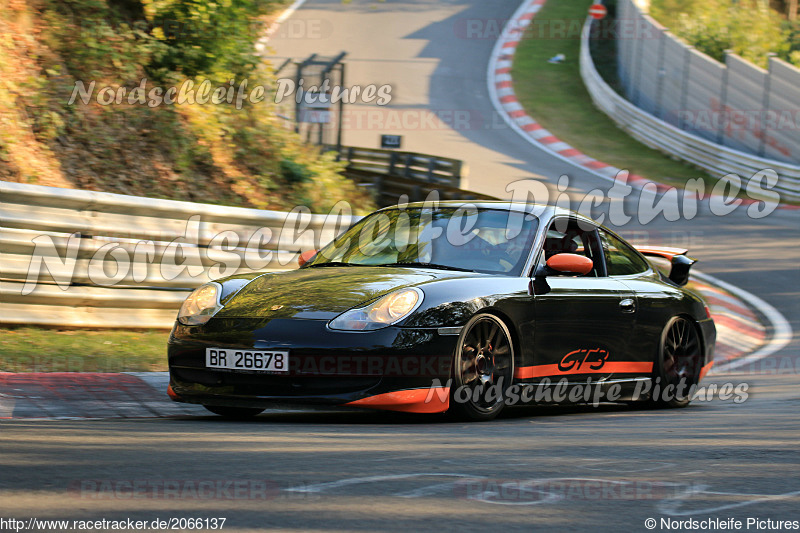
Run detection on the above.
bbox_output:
[375,201,584,222]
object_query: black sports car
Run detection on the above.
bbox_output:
[168,202,715,421]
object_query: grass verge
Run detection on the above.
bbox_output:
[0,327,169,373]
[511,0,719,190]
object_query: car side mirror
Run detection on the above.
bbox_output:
[298,249,317,267]
[545,253,594,276]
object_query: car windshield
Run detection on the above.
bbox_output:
[305,207,539,275]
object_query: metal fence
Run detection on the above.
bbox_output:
[336,146,497,206]
[616,0,800,165]
[275,53,346,150]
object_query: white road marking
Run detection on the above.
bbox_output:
[296,472,800,514]
[576,460,676,473]
[659,486,800,516]
[284,473,475,493]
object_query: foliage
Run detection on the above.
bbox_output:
[650,0,799,69]
[0,0,375,213]
[0,326,169,372]
[142,0,268,82]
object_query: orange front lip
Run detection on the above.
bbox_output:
[167,384,180,401]
[344,386,450,414]
[514,361,654,379]
[699,361,714,380]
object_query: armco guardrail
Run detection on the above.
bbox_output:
[0,147,495,328]
[333,146,496,207]
[338,147,464,187]
[579,14,800,202]
[0,181,358,328]
[349,171,496,207]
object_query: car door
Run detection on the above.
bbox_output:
[524,218,636,383]
[597,228,678,380]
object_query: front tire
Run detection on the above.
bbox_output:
[203,405,265,419]
[651,316,703,408]
[449,313,515,421]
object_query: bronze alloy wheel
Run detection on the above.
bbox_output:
[653,316,703,408]
[450,313,515,421]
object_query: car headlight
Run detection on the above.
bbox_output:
[178,282,223,325]
[329,288,423,331]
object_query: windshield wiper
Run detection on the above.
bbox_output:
[305,261,361,268]
[376,262,475,272]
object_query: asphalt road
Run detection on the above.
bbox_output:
[1,374,799,531]
[267,0,800,364]
[1,1,798,531]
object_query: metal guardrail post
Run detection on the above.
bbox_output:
[403,154,413,178]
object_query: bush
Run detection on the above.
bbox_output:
[0,0,375,213]
[143,0,268,82]
[650,0,798,69]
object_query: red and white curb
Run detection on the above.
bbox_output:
[692,270,793,374]
[487,0,800,209]
[689,281,766,364]
[0,372,204,420]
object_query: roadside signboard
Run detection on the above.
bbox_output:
[381,134,402,149]
[589,4,607,19]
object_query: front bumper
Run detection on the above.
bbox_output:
[167,317,457,413]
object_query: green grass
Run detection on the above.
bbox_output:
[0,327,169,373]
[512,0,718,190]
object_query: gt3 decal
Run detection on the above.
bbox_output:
[558,348,609,372]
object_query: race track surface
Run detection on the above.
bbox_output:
[1,374,799,531]
[1,1,798,531]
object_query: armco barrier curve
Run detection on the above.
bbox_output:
[580,7,800,201]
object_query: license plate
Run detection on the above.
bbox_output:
[206,348,289,372]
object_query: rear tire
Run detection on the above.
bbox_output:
[651,316,702,408]
[203,405,265,419]
[449,313,515,421]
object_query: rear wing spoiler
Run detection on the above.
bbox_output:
[634,246,697,286]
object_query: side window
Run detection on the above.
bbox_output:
[600,230,650,276]
[539,219,604,276]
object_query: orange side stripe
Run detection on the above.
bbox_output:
[699,361,714,380]
[344,387,450,414]
[514,362,654,380]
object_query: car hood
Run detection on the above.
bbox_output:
[213,266,467,320]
